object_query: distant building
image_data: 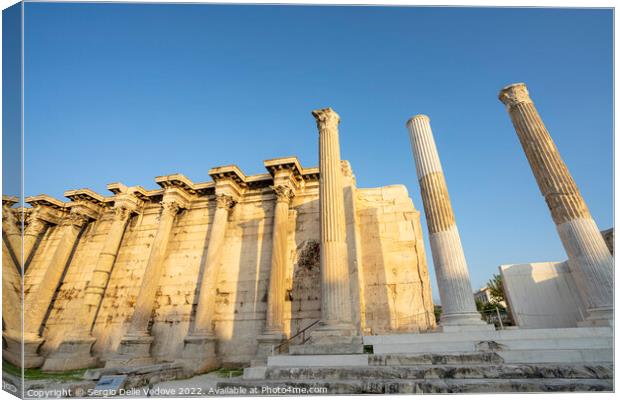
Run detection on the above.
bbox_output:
[474,287,506,308]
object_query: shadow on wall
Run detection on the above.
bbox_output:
[225,210,272,367]
[149,207,204,362]
[289,239,321,336]
[91,211,150,357]
[39,221,92,355]
[288,197,321,338]
[183,206,216,341]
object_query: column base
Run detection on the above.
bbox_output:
[577,307,614,327]
[256,332,286,359]
[2,332,44,369]
[289,322,363,355]
[436,311,494,332]
[104,332,154,369]
[175,334,219,374]
[41,336,98,371]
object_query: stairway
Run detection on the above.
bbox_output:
[219,327,613,394]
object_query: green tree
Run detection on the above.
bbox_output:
[433,305,442,323]
[486,273,505,305]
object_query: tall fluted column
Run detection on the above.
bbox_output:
[499,83,613,324]
[310,107,358,344]
[406,115,487,330]
[107,198,182,367]
[264,185,294,333]
[42,202,135,371]
[181,193,235,372]
[256,184,295,357]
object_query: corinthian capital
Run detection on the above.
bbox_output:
[61,209,90,227]
[112,205,133,221]
[215,194,236,210]
[160,200,181,217]
[312,107,340,132]
[272,185,295,204]
[24,209,47,234]
[498,83,533,109]
[2,206,20,235]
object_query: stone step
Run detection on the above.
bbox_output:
[260,364,613,381]
[369,352,505,366]
[218,378,613,394]
[372,337,612,354]
[497,349,613,364]
[363,326,612,345]
[251,352,507,380]
[372,348,611,364]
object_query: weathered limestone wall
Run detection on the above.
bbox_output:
[357,186,435,334]
[500,262,587,329]
[7,160,435,367]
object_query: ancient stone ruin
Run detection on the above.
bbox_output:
[2,157,435,372]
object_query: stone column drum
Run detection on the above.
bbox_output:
[406,115,488,331]
[106,198,183,368]
[256,184,294,357]
[303,107,362,353]
[20,207,91,367]
[181,193,236,372]
[42,201,136,371]
[498,82,613,325]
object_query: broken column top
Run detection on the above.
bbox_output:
[498,82,532,107]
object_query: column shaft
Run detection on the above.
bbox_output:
[314,107,353,328]
[126,201,178,335]
[499,83,613,321]
[264,187,293,333]
[191,195,234,336]
[406,115,483,327]
[25,211,88,337]
[78,207,131,332]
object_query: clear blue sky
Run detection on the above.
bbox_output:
[21,4,613,298]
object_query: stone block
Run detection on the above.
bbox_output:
[501,262,587,328]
